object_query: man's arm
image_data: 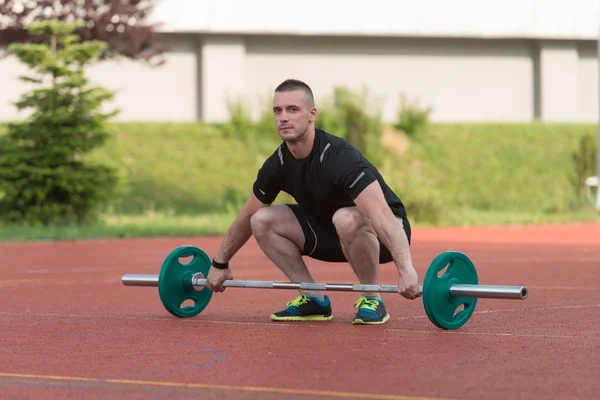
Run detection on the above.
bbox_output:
[213,190,269,264]
[207,145,283,292]
[214,144,283,265]
[353,181,420,299]
[206,190,269,292]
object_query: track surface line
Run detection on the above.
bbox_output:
[0,373,449,400]
[1,302,598,322]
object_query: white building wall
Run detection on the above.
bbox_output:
[0,54,31,121]
[578,42,599,122]
[0,33,200,122]
[86,34,199,122]
[0,0,598,124]
[1,34,596,123]
[244,36,535,122]
[539,41,580,122]
[199,36,246,121]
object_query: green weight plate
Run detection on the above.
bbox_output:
[158,245,213,318]
[422,251,478,330]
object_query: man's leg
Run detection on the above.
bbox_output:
[250,205,312,285]
[331,207,382,298]
[250,205,332,321]
[331,207,392,324]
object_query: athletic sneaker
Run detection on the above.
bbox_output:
[270,294,333,321]
[352,296,390,325]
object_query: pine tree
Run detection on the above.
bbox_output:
[0,19,120,225]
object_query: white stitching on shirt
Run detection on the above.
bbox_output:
[277,146,284,165]
[320,143,331,162]
[348,171,366,189]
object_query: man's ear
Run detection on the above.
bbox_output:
[309,107,318,122]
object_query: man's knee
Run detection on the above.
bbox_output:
[250,206,305,249]
[250,207,274,238]
[332,207,374,241]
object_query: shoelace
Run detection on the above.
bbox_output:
[287,295,310,307]
[354,297,379,311]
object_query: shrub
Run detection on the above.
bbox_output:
[222,97,255,142]
[392,166,445,225]
[395,94,433,139]
[571,133,598,207]
[317,86,385,166]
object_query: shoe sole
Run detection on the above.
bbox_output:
[352,313,390,325]
[270,314,333,322]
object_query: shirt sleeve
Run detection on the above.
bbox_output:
[252,146,283,204]
[329,146,377,200]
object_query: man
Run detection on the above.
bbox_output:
[206,79,420,325]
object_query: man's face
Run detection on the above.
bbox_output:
[272,90,317,142]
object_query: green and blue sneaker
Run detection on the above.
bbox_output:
[270,294,333,321]
[352,296,390,325]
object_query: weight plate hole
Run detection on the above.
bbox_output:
[178,255,194,266]
[453,303,469,317]
[180,299,196,309]
[437,262,451,278]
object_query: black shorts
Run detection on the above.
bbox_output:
[285,204,411,263]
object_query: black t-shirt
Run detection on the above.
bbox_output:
[252,128,407,225]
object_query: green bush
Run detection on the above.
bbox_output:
[316,86,385,166]
[219,94,280,144]
[222,96,255,142]
[395,94,433,138]
[387,163,446,225]
[0,20,119,225]
[401,187,446,226]
[571,133,598,207]
[316,95,348,139]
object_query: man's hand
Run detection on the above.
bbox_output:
[397,266,421,300]
[206,267,233,292]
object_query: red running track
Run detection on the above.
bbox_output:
[1,222,599,400]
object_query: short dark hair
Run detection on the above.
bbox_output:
[275,79,315,107]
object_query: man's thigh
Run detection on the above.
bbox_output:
[252,204,306,251]
[332,206,412,264]
[285,205,411,264]
[285,204,346,262]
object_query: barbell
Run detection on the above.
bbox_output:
[121,245,528,330]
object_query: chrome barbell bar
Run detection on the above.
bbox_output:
[121,274,528,300]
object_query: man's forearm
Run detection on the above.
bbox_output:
[213,211,254,264]
[373,216,414,273]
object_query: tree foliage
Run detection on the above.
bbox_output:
[0,0,167,66]
[0,19,120,225]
